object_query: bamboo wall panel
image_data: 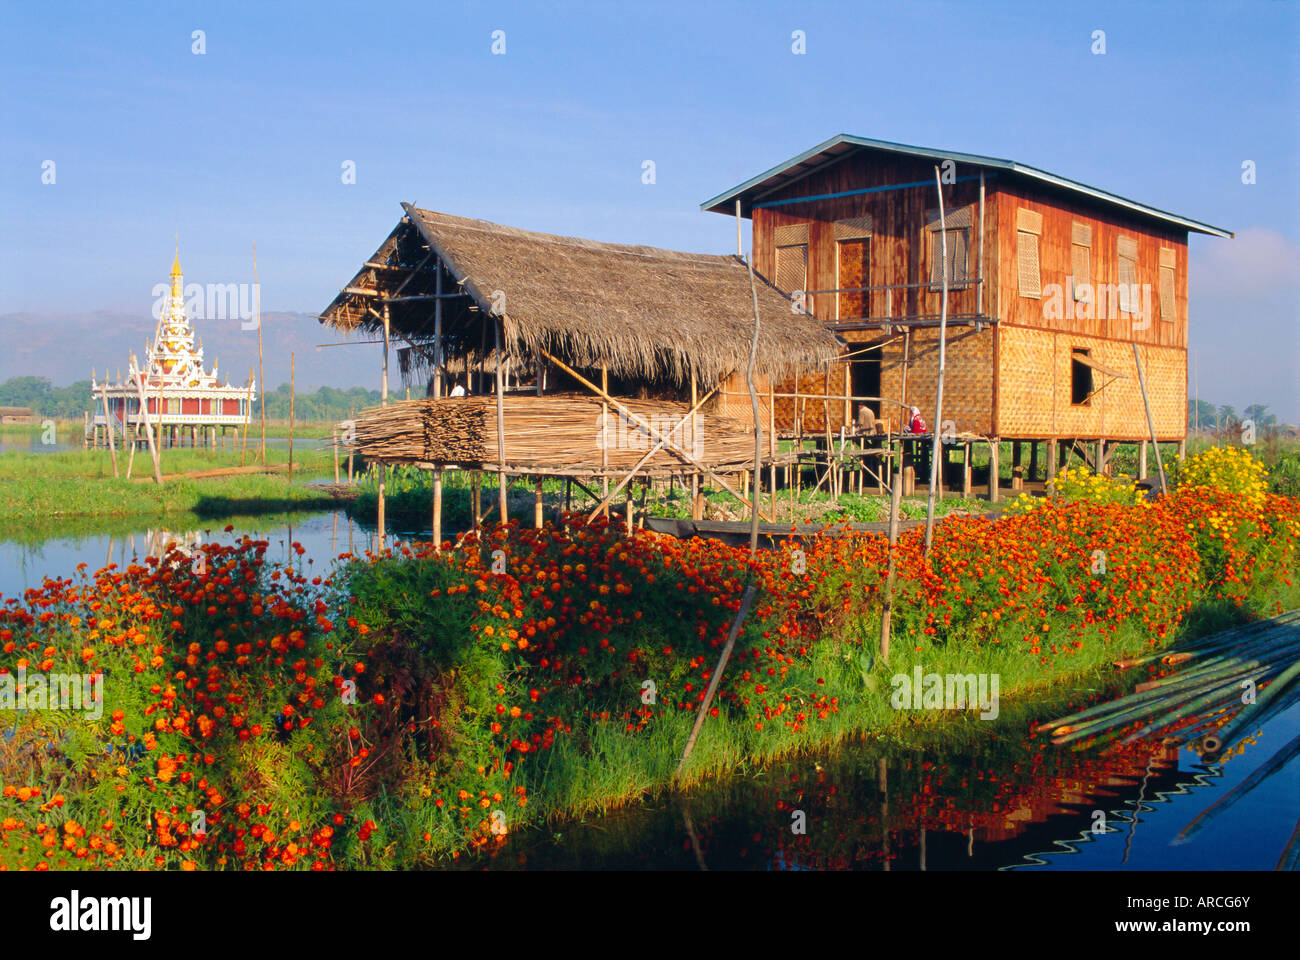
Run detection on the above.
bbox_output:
[880,328,994,436]
[997,325,1186,440]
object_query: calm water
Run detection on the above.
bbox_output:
[455,699,1299,872]
[1,509,1295,871]
[0,508,407,601]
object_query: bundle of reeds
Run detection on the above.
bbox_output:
[348,393,758,472]
[1035,612,1300,754]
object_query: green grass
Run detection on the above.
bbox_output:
[0,445,342,525]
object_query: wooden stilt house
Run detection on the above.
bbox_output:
[317,205,841,534]
[702,135,1232,493]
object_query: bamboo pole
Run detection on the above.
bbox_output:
[675,585,757,780]
[1132,342,1168,494]
[333,428,340,484]
[538,350,772,520]
[690,368,699,512]
[347,405,354,483]
[288,352,295,480]
[100,384,119,478]
[879,455,903,664]
[601,365,610,518]
[129,357,163,485]
[584,378,726,522]
[254,243,265,465]
[124,409,140,480]
[432,469,443,550]
[924,166,950,556]
[434,263,443,399]
[745,252,763,554]
[378,306,390,547]
[495,318,508,524]
[240,367,252,467]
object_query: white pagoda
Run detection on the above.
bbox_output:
[90,246,257,448]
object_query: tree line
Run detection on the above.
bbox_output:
[0,376,381,422]
[1187,400,1284,431]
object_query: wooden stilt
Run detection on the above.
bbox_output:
[962,441,972,499]
[495,319,509,525]
[1011,441,1023,491]
[101,385,119,478]
[1139,440,1149,480]
[1046,438,1058,482]
[534,477,544,529]
[432,469,443,550]
[988,439,1000,502]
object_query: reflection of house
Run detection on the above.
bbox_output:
[145,528,203,560]
[703,135,1232,485]
[89,248,256,449]
[0,406,33,424]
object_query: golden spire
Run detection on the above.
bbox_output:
[169,236,184,305]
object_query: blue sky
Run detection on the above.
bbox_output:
[1,0,1296,415]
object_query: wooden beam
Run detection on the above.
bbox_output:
[538,349,773,521]
[584,376,727,522]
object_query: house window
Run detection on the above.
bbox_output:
[1158,247,1176,321]
[775,243,808,305]
[1071,348,1093,406]
[1117,236,1138,314]
[1070,223,1092,302]
[1016,208,1043,299]
[929,228,969,290]
[167,398,180,415]
[836,237,870,320]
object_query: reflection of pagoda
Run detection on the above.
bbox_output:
[89,246,256,448]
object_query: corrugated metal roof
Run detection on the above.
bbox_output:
[701,134,1233,238]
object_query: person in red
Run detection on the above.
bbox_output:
[907,406,927,434]
[906,405,930,479]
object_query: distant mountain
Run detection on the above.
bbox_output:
[0,310,381,392]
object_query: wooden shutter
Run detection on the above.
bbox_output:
[1070,223,1091,301]
[1017,231,1041,299]
[837,237,870,320]
[1158,247,1176,321]
[775,243,808,295]
[928,227,969,290]
[1117,236,1137,314]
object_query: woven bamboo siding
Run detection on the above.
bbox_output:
[712,371,780,433]
[994,184,1189,350]
[997,325,1185,440]
[880,328,994,436]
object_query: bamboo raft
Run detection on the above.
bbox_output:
[1036,611,1300,755]
[348,393,761,474]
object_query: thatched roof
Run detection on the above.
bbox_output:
[319,205,840,389]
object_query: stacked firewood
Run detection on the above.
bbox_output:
[347,394,756,470]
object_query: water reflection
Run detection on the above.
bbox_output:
[0,508,420,602]
[454,698,1298,872]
